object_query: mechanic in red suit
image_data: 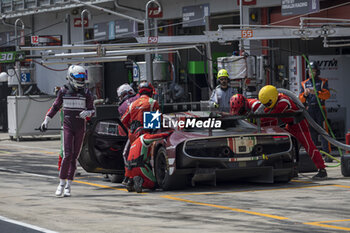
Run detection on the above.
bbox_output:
[258,85,327,179]
[230,94,277,126]
[121,82,159,144]
[121,82,159,185]
[125,131,172,193]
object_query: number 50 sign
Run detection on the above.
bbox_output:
[241,29,253,38]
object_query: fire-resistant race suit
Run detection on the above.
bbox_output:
[299,77,331,153]
[121,94,159,180]
[121,94,160,143]
[46,84,94,180]
[125,131,172,190]
[230,94,277,126]
[265,93,326,170]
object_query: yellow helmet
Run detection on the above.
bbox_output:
[258,85,278,109]
[217,69,229,79]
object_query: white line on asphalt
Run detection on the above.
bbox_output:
[0,215,58,233]
[0,167,56,179]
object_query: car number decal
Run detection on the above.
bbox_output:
[227,136,256,154]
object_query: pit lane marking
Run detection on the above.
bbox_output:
[304,219,350,231]
[73,180,137,192]
[0,150,11,154]
[160,184,339,221]
[290,179,313,183]
[161,195,288,220]
[0,143,60,152]
[166,184,334,197]
[0,215,58,233]
[333,185,350,189]
[0,149,58,156]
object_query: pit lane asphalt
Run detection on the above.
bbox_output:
[0,134,350,233]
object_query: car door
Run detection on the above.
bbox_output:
[78,105,128,174]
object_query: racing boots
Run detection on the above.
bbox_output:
[312,168,328,180]
[64,186,71,197]
[55,185,64,197]
[122,177,129,186]
[126,178,134,192]
[133,176,143,193]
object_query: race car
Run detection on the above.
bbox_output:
[78,106,298,190]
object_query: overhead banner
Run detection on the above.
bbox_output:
[74,18,89,27]
[30,35,62,46]
[115,19,138,38]
[94,22,108,41]
[0,51,25,63]
[282,0,319,16]
[182,4,209,28]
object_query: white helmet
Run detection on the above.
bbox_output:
[67,65,86,89]
[0,72,9,82]
[117,83,135,102]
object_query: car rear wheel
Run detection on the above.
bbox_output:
[110,174,124,183]
[155,147,186,191]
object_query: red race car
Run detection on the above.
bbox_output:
[79,106,298,190]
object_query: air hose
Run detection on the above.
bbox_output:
[277,88,350,151]
[277,87,350,171]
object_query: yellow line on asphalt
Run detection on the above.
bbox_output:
[27,150,57,155]
[161,195,288,220]
[304,219,350,231]
[74,176,103,180]
[290,179,313,183]
[0,150,11,154]
[73,180,127,191]
[333,185,350,189]
[167,184,334,197]
[0,150,57,155]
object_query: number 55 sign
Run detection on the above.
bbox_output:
[241,29,253,39]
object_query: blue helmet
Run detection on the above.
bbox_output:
[67,65,86,89]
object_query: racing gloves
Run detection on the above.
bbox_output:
[79,110,94,119]
[40,116,51,132]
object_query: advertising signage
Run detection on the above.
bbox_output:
[282,0,319,16]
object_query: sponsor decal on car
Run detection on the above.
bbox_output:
[143,110,222,129]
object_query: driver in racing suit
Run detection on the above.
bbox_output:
[258,85,327,180]
[40,65,94,197]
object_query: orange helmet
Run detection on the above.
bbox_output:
[230,94,248,115]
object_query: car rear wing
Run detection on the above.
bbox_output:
[246,110,304,132]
